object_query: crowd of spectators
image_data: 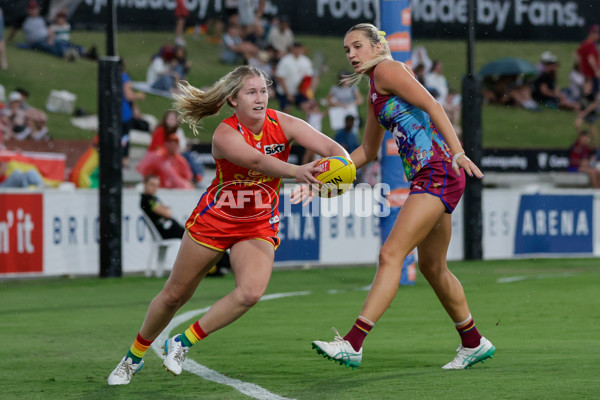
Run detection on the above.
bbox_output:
[3,1,600,191]
[7,1,97,61]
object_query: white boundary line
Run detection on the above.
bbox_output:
[497,272,580,283]
[151,291,311,400]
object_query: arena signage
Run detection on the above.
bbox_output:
[275,197,320,263]
[0,188,596,277]
[514,194,593,254]
[60,0,598,40]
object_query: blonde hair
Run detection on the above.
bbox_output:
[343,23,393,86]
[172,65,271,135]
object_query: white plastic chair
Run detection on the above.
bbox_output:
[141,213,180,277]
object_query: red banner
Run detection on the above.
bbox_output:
[0,193,44,274]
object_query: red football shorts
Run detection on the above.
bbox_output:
[185,212,281,251]
[409,161,465,213]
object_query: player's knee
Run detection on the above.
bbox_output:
[159,288,189,309]
[418,260,446,281]
[236,288,264,307]
[378,246,407,270]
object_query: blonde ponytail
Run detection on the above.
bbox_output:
[172,65,271,135]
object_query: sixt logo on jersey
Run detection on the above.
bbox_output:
[264,143,286,155]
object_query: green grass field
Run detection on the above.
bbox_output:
[0,30,585,148]
[1,258,599,399]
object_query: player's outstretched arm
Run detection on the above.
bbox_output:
[212,122,321,185]
[276,111,349,160]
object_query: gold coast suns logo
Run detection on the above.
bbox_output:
[208,181,278,221]
[233,171,275,186]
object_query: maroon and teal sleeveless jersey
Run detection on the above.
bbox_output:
[187,109,291,234]
[369,64,452,181]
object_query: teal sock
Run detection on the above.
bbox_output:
[125,350,142,364]
[176,333,193,348]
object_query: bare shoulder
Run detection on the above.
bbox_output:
[212,121,240,149]
[374,60,412,80]
[273,109,304,134]
[213,121,236,138]
[374,60,416,94]
[273,109,297,125]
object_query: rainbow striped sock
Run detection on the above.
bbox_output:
[125,333,153,364]
[177,321,208,348]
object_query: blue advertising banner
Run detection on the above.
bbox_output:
[379,0,415,284]
[514,194,594,255]
[380,0,413,63]
[275,196,320,262]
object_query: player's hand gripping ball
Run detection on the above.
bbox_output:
[312,156,356,198]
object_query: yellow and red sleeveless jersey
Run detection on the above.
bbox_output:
[186,109,291,236]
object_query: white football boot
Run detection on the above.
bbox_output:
[107,356,144,385]
[312,328,362,369]
[442,337,496,370]
[162,335,189,376]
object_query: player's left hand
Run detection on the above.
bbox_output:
[454,153,484,179]
[294,160,323,185]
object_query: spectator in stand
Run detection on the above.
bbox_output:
[575,78,600,143]
[481,74,540,111]
[219,23,258,65]
[410,45,433,75]
[15,87,49,140]
[412,64,427,86]
[444,88,462,138]
[568,130,600,188]
[146,45,187,92]
[326,70,363,131]
[275,41,313,113]
[0,7,8,69]
[21,0,61,57]
[122,60,146,167]
[237,0,266,30]
[334,115,359,154]
[532,51,580,111]
[141,174,227,275]
[3,91,28,140]
[577,24,600,95]
[304,99,324,133]
[413,63,440,98]
[266,15,294,59]
[174,0,189,46]
[2,91,48,141]
[180,143,205,188]
[563,61,585,103]
[21,1,94,60]
[149,110,187,152]
[136,133,193,189]
[425,60,449,104]
[0,159,44,188]
[49,9,82,61]
[173,45,191,81]
[140,174,188,239]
